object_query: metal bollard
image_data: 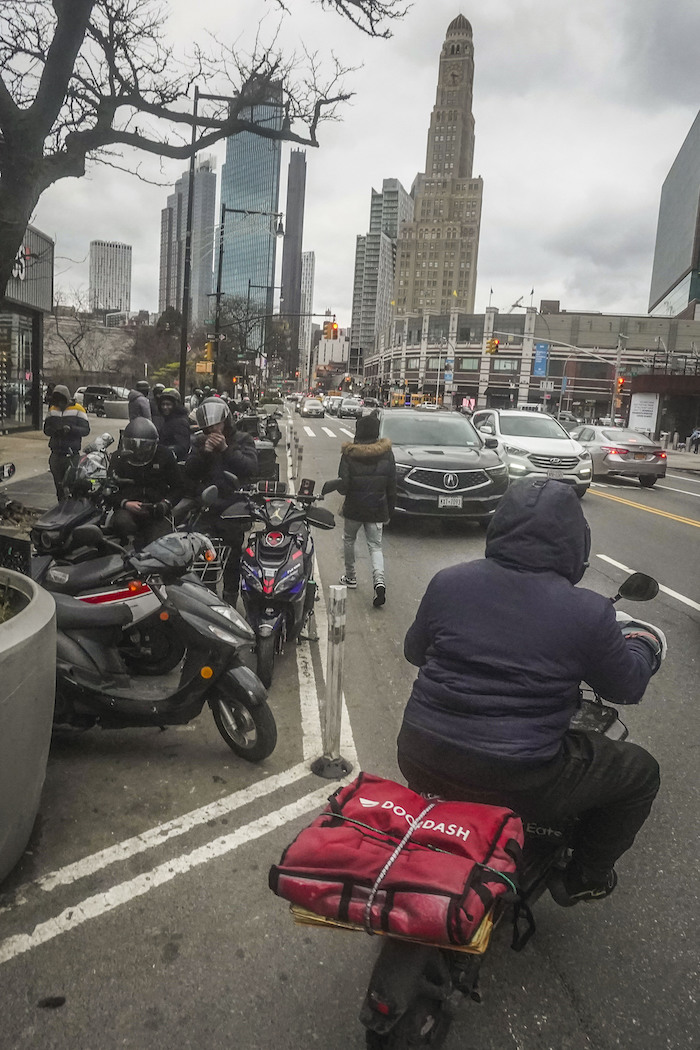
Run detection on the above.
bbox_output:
[311,585,353,780]
[297,444,303,479]
[292,434,300,478]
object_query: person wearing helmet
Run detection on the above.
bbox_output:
[397,477,664,907]
[156,388,191,462]
[107,418,183,544]
[149,382,166,426]
[128,381,152,422]
[43,384,90,499]
[183,398,258,603]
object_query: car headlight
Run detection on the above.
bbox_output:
[504,444,529,457]
[487,464,509,474]
[579,450,591,460]
[395,463,413,479]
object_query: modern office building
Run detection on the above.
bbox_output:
[219,82,283,353]
[280,150,307,375]
[394,15,483,318]
[299,250,315,386]
[649,110,700,319]
[350,178,413,375]
[158,155,216,326]
[89,240,132,312]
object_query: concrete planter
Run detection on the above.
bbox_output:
[0,570,56,884]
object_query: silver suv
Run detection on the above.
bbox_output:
[472,409,591,497]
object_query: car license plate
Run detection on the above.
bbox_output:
[438,495,463,508]
[547,469,564,479]
[633,453,646,460]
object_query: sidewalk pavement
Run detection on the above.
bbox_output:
[664,449,700,473]
[0,418,124,509]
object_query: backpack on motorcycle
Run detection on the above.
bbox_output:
[269,772,523,950]
[254,439,279,482]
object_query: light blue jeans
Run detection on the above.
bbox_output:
[343,518,385,585]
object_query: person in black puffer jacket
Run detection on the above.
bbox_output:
[155,388,191,462]
[334,409,396,608]
[397,476,665,907]
[106,418,183,545]
[183,398,257,603]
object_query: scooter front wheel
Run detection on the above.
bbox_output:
[365,997,452,1049]
[256,633,277,689]
[211,689,277,761]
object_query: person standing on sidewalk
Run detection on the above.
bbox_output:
[43,384,90,499]
[128,381,152,422]
[333,410,396,608]
[690,427,700,454]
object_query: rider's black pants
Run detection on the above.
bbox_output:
[397,726,660,875]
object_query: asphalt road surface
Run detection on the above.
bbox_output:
[0,409,698,1050]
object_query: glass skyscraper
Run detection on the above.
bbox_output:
[219,83,283,352]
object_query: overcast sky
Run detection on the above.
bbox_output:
[33,0,700,326]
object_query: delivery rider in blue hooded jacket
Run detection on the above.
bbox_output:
[398,477,664,907]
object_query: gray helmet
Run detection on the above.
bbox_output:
[153,383,165,397]
[135,380,150,395]
[122,417,159,465]
[195,397,231,430]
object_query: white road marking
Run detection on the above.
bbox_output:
[596,554,700,612]
[0,786,337,967]
[303,425,316,437]
[667,472,700,484]
[321,427,336,438]
[656,484,700,499]
[32,764,310,895]
[340,427,354,437]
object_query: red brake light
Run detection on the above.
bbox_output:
[600,446,629,455]
[658,451,667,459]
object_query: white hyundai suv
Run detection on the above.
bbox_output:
[472,409,592,497]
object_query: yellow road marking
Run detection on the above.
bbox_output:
[589,487,700,528]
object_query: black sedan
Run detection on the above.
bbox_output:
[378,408,509,520]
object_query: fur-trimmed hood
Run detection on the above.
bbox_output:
[340,437,392,459]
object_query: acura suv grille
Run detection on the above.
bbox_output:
[407,467,490,491]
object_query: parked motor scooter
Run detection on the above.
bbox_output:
[52,528,277,761]
[226,479,335,688]
[264,411,283,446]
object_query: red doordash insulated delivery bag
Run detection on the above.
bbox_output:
[269,772,524,948]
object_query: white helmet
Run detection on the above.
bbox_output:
[195,397,231,430]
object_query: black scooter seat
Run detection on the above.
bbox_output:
[47,553,125,593]
[53,592,133,630]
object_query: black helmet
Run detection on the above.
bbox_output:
[153,383,165,397]
[135,380,150,395]
[195,397,231,430]
[203,385,212,394]
[193,387,203,395]
[122,417,159,465]
[159,387,181,405]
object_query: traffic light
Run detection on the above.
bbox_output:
[231,376,237,387]
[486,338,500,355]
[204,341,214,361]
[617,376,625,390]
[331,321,339,340]
[323,322,333,340]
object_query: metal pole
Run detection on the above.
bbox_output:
[610,337,623,422]
[179,86,199,396]
[557,354,573,416]
[212,201,226,390]
[311,585,353,779]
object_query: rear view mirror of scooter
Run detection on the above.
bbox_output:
[614,572,659,603]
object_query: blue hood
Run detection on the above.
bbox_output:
[485,478,590,584]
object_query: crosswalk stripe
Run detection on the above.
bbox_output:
[322,427,335,437]
[340,427,354,437]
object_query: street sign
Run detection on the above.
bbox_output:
[195,361,213,374]
[443,371,454,383]
[539,380,554,391]
[444,358,454,369]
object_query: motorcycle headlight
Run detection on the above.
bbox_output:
[211,604,253,635]
[207,624,244,646]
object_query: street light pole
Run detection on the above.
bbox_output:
[178,86,199,396]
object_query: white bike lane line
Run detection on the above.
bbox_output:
[0,447,358,966]
[596,554,700,613]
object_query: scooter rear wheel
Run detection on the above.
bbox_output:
[365,996,452,1049]
[211,690,277,761]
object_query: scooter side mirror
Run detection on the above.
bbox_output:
[223,471,240,488]
[616,572,659,602]
[100,433,115,447]
[201,485,218,508]
[306,506,336,530]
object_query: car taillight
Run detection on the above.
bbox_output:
[658,451,667,459]
[600,446,629,455]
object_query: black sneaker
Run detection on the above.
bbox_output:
[373,584,386,608]
[549,860,618,907]
[339,575,357,588]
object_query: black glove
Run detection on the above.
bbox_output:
[152,501,170,520]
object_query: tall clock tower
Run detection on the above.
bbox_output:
[394,15,483,316]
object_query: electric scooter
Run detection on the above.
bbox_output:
[52,528,277,761]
